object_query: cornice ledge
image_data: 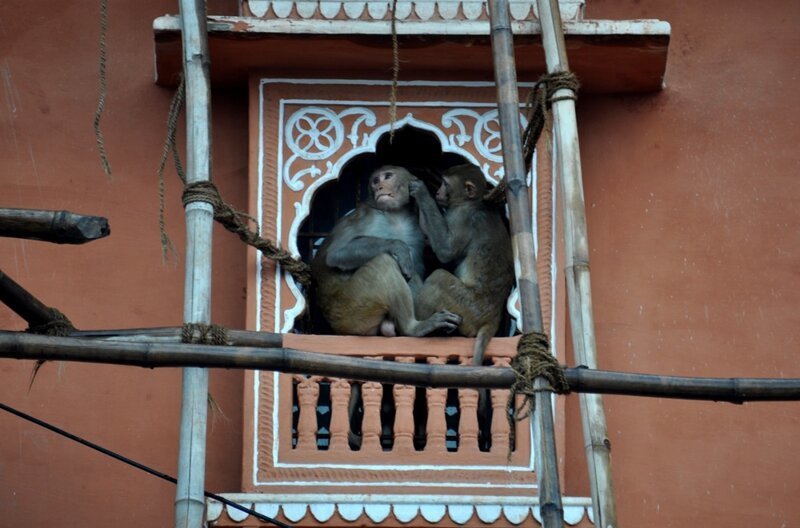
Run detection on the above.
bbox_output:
[154,15,670,38]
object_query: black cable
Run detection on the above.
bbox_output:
[0,401,291,528]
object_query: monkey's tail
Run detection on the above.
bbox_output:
[471,326,494,366]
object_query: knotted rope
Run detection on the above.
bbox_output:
[182,181,312,287]
[388,0,400,142]
[158,76,311,287]
[26,308,77,390]
[93,0,112,178]
[181,323,229,345]
[509,331,570,421]
[484,71,580,205]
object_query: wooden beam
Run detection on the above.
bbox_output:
[0,208,109,244]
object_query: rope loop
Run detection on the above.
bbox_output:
[484,71,580,205]
[181,323,229,346]
[181,181,313,288]
[182,180,221,209]
[509,331,570,421]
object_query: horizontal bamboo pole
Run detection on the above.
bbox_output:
[0,208,110,244]
[2,331,799,403]
[72,327,283,348]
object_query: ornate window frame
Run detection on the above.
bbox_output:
[244,77,564,498]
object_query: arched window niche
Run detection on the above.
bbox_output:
[292,123,519,336]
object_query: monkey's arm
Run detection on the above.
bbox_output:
[325,236,414,280]
[410,181,466,264]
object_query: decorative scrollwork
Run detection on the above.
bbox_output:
[283,107,376,192]
[285,107,344,160]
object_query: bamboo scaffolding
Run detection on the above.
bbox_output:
[176,1,213,527]
[3,332,800,402]
[534,0,616,525]
[487,1,563,526]
[72,327,283,347]
[0,207,110,244]
[0,268,64,328]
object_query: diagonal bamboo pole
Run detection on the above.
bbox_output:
[487,1,563,526]
[175,1,213,527]
[535,0,617,526]
[0,268,64,328]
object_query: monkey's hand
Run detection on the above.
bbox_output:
[408,178,428,200]
[388,241,415,281]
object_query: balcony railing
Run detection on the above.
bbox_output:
[271,341,533,468]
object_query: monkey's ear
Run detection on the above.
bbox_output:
[464,180,478,199]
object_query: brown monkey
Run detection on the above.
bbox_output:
[312,165,462,337]
[410,163,515,364]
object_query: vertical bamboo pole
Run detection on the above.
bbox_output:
[487,1,563,526]
[535,0,617,526]
[175,1,213,527]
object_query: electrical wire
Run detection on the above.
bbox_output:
[0,401,291,528]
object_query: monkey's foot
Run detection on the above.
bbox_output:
[412,310,463,336]
[380,319,398,337]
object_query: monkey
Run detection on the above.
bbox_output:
[311,165,463,338]
[409,163,515,365]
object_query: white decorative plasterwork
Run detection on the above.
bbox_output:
[275,98,532,333]
[207,494,594,526]
[241,0,586,22]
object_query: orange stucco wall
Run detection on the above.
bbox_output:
[566,0,800,526]
[1,1,799,528]
[0,1,247,526]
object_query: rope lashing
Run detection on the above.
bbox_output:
[181,323,229,346]
[181,181,312,288]
[26,308,77,390]
[26,308,76,337]
[484,71,580,205]
[509,331,570,421]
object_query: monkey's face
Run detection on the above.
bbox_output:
[437,174,482,206]
[370,167,411,211]
[435,178,452,206]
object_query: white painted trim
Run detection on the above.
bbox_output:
[206,494,594,526]
[252,480,539,489]
[210,494,592,506]
[155,15,671,37]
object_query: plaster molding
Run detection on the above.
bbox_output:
[240,0,586,22]
[207,494,594,526]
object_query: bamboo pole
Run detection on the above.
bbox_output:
[0,268,63,328]
[176,1,213,527]
[487,1,563,526]
[72,327,283,347]
[3,332,800,402]
[0,208,110,244]
[534,0,616,525]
